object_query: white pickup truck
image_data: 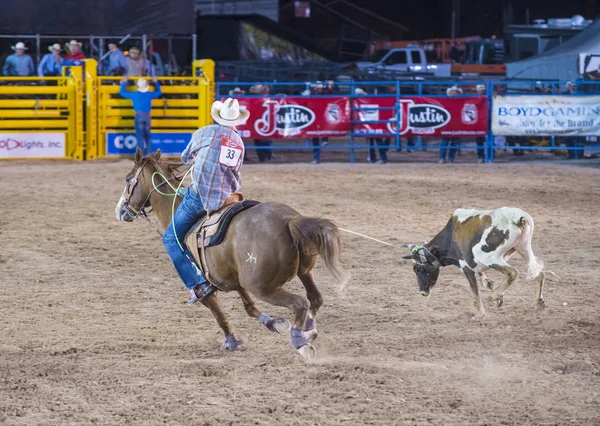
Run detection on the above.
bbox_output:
[355,47,451,77]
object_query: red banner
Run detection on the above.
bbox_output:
[353,96,488,138]
[233,97,350,139]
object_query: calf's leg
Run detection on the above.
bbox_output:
[489,262,519,308]
[463,267,485,319]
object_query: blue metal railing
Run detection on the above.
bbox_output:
[216,80,600,163]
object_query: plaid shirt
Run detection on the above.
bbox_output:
[182,124,245,213]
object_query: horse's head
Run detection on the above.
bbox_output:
[115,148,162,222]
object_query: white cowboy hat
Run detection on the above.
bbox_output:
[475,84,486,92]
[211,98,250,127]
[566,81,575,87]
[12,42,28,51]
[301,89,311,96]
[69,40,83,47]
[354,88,367,95]
[137,79,149,93]
[48,43,62,53]
[446,85,463,96]
[229,87,245,96]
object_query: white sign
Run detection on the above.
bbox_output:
[0,133,65,158]
[492,95,600,136]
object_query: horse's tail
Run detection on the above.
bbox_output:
[288,216,350,294]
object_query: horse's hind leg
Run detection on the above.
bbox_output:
[237,288,291,333]
[201,292,243,351]
[254,288,315,359]
[298,271,322,342]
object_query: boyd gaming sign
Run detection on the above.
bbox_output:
[355,96,488,138]
[235,97,350,139]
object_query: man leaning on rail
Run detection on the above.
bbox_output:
[119,76,162,156]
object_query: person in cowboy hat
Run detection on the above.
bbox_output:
[64,40,86,61]
[103,40,128,76]
[439,85,464,164]
[119,75,162,156]
[162,98,249,304]
[229,87,245,96]
[38,43,63,77]
[126,46,153,77]
[3,42,34,76]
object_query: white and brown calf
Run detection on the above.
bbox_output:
[403,207,546,319]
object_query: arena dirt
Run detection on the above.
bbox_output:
[1,158,599,425]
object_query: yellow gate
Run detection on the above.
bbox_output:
[0,73,81,160]
[96,60,214,158]
[0,58,214,160]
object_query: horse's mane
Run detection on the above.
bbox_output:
[146,157,187,183]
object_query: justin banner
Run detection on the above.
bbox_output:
[353,96,488,138]
[233,97,350,139]
[492,95,600,136]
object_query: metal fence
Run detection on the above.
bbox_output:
[216,79,600,163]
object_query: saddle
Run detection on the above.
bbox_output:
[184,192,260,285]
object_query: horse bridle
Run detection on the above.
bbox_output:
[121,162,150,221]
[121,161,187,223]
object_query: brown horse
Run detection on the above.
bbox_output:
[115,149,349,359]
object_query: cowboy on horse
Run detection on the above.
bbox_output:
[162,98,249,304]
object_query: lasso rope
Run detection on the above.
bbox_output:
[338,227,402,249]
[151,166,195,251]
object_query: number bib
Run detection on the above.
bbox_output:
[218,136,243,167]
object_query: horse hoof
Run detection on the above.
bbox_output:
[537,299,546,310]
[304,328,318,343]
[220,334,244,352]
[297,344,317,360]
[471,314,485,321]
[271,318,291,333]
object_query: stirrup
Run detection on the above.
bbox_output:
[187,281,215,305]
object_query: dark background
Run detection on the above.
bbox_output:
[353,0,599,38]
[1,0,196,35]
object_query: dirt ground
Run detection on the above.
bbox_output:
[1,157,600,426]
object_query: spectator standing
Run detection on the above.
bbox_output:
[104,41,127,76]
[38,44,63,77]
[119,76,162,155]
[439,85,463,163]
[126,47,153,77]
[64,40,86,61]
[247,85,274,162]
[475,84,487,163]
[3,42,34,76]
[564,81,583,159]
[304,82,331,164]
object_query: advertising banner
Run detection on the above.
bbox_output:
[0,133,65,158]
[234,97,350,139]
[106,132,191,156]
[492,95,600,136]
[353,96,488,138]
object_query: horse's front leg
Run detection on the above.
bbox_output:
[201,292,244,351]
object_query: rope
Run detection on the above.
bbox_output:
[171,165,195,251]
[338,227,402,249]
[151,166,195,251]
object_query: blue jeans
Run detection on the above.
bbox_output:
[440,138,457,162]
[162,187,207,290]
[368,138,389,162]
[135,112,151,156]
[312,138,321,162]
